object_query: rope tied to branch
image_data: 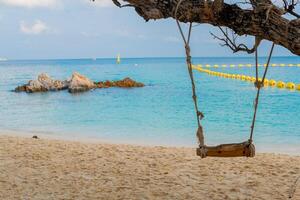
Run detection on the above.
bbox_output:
[175,0,206,156]
[249,42,275,143]
[175,0,275,158]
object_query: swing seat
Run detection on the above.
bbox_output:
[196,141,255,158]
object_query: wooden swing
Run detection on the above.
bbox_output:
[175,0,275,158]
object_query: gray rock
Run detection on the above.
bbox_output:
[15,73,68,93]
[37,73,68,91]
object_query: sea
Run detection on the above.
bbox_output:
[0,57,299,154]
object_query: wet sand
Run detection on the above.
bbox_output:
[0,135,299,199]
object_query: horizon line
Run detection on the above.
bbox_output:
[0,55,299,62]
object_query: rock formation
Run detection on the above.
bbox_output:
[15,73,144,93]
[68,72,96,93]
[15,73,68,93]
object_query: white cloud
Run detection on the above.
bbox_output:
[20,20,49,35]
[0,0,60,8]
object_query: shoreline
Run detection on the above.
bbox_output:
[0,135,299,199]
[1,130,299,156]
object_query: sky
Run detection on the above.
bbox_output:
[0,0,297,60]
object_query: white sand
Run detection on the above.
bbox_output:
[0,135,299,199]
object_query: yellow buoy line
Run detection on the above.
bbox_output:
[196,63,300,68]
[192,66,300,91]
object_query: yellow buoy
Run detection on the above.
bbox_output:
[263,79,269,86]
[269,80,276,87]
[288,64,294,67]
[246,76,252,81]
[251,77,256,82]
[236,74,241,79]
[241,75,246,80]
[238,64,244,67]
[271,64,277,67]
[222,64,227,67]
[246,64,252,67]
[230,64,235,68]
[205,64,211,68]
[232,74,236,79]
[286,82,295,90]
[279,64,285,67]
[297,84,300,90]
[277,81,285,88]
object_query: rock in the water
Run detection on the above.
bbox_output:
[15,73,68,93]
[38,73,68,91]
[95,77,144,88]
[15,73,144,93]
[68,72,96,93]
[114,77,144,88]
[14,85,29,92]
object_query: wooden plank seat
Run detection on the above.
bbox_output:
[196,141,255,158]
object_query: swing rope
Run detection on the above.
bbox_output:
[175,0,205,151]
[250,42,275,143]
[175,0,275,158]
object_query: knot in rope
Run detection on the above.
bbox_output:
[186,56,192,64]
[254,80,264,89]
[185,45,192,63]
[197,146,207,158]
[197,111,204,120]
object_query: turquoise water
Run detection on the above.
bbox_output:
[0,57,299,153]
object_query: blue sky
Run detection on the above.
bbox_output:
[0,0,296,59]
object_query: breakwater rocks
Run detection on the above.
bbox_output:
[95,78,144,88]
[15,72,144,93]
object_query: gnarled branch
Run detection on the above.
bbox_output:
[211,27,259,53]
[114,0,300,56]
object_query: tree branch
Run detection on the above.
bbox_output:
[211,27,259,53]
[282,0,300,18]
[117,0,300,56]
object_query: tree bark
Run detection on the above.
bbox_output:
[122,0,300,56]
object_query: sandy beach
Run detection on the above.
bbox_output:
[0,135,299,199]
